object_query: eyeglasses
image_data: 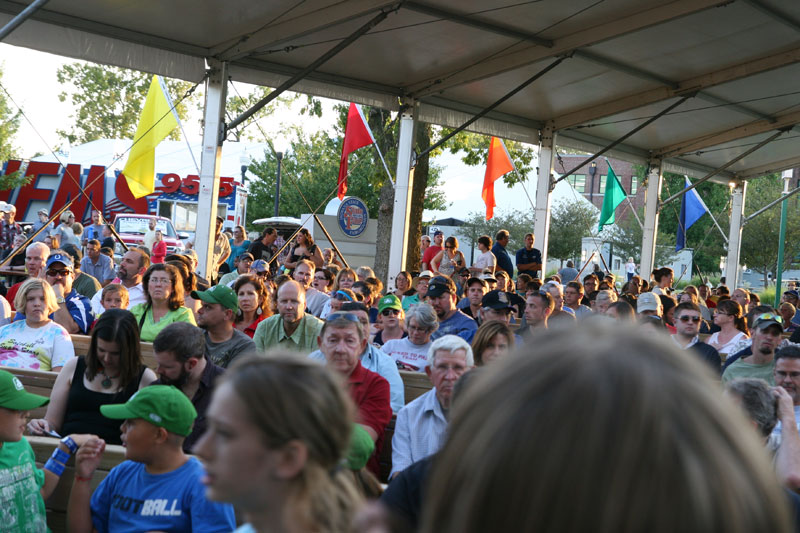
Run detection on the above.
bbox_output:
[677,315,701,323]
[149,277,172,285]
[46,269,72,278]
[714,311,730,317]
[327,312,361,324]
[381,308,400,316]
[334,291,353,302]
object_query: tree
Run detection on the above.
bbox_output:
[740,174,800,286]
[604,208,677,270]
[461,209,536,262]
[245,108,448,253]
[56,64,195,144]
[0,68,19,164]
[651,168,730,275]
[548,200,598,265]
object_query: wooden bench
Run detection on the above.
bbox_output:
[71,334,158,370]
[399,370,432,404]
[30,435,125,533]
[9,367,59,419]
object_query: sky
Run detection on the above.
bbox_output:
[0,43,550,222]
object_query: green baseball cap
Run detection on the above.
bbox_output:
[346,424,375,470]
[0,369,49,410]
[377,294,402,314]
[100,385,197,436]
[191,284,239,312]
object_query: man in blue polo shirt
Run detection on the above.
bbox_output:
[491,230,514,278]
[516,232,542,278]
[427,276,477,343]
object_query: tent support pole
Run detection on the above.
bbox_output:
[226,6,396,133]
[196,59,228,279]
[0,0,50,42]
[533,122,555,276]
[640,158,662,276]
[724,180,747,287]
[388,99,416,284]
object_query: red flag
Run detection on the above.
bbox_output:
[337,103,375,200]
[482,137,515,220]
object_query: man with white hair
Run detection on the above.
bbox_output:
[543,281,575,324]
[6,242,49,311]
[390,334,473,478]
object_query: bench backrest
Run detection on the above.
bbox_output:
[399,370,432,404]
[8,367,58,419]
[29,435,125,533]
[71,334,158,370]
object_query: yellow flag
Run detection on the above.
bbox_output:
[122,76,178,198]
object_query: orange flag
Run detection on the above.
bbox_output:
[482,137,515,220]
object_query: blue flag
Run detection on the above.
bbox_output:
[676,177,709,251]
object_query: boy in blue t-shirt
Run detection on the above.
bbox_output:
[68,385,236,533]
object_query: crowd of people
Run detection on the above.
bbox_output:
[2,210,800,532]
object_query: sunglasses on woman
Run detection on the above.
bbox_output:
[381,308,400,316]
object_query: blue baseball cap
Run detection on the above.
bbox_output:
[251,259,269,273]
[46,252,73,269]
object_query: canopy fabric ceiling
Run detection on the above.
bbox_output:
[2,0,799,183]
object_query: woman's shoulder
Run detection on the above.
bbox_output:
[170,306,196,323]
[129,303,146,316]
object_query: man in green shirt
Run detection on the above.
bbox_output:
[722,313,784,385]
[254,280,323,353]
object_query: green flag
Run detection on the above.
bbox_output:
[597,162,627,232]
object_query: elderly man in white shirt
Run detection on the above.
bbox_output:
[390,334,473,478]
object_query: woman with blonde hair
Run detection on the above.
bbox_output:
[194,354,363,533]
[0,278,74,371]
[53,210,75,248]
[422,323,793,533]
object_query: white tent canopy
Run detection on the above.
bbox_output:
[2,0,798,280]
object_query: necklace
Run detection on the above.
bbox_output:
[98,369,120,389]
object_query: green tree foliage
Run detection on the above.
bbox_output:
[460,209,535,260]
[0,67,20,163]
[56,64,195,144]
[604,207,677,270]
[653,169,730,275]
[246,107,447,231]
[740,174,800,285]
[223,86,316,142]
[547,200,598,265]
[440,129,537,186]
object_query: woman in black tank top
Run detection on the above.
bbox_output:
[27,309,157,444]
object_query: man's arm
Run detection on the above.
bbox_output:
[53,294,80,334]
[774,387,800,491]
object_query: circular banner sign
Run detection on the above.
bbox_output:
[338,197,369,237]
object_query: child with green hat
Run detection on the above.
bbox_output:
[0,368,93,531]
[68,385,235,533]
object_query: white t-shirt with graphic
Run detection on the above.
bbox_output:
[382,337,432,373]
[0,320,75,371]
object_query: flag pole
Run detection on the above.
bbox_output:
[159,76,200,174]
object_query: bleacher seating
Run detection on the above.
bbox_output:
[71,334,157,370]
[30,435,125,533]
